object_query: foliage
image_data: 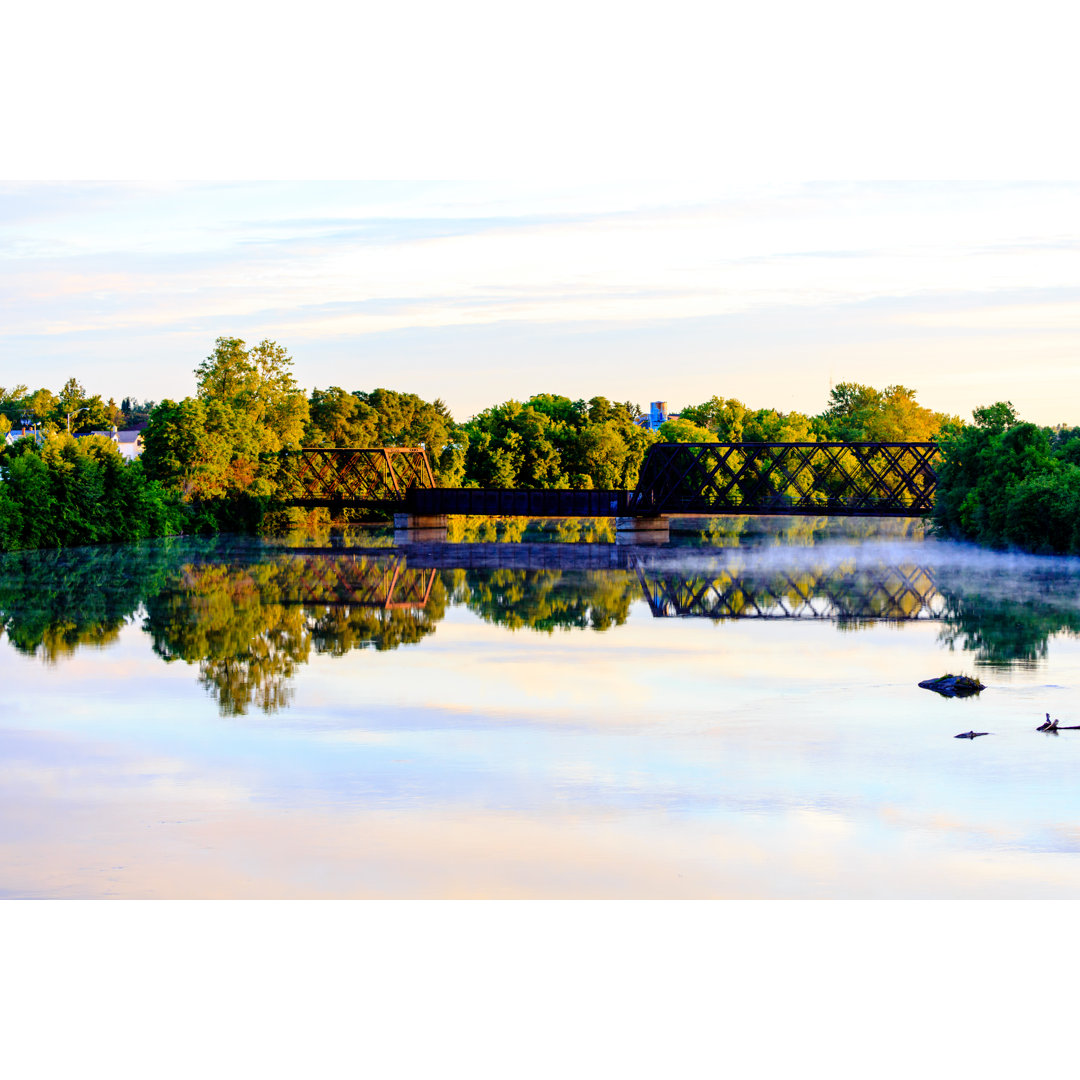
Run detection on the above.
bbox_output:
[820,382,959,442]
[678,394,819,443]
[1,378,119,435]
[140,338,309,528]
[196,337,309,454]
[452,569,638,632]
[932,401,1080,553]
[679,396,748,440]
[461,395,654,490]
[306,386,465,485]
[0,433,184,551]
[15,353,1080,557]
[657,417,717,443]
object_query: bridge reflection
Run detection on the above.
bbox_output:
[277,547,945,622]
[230,554,438,610]
[634,562,943,621]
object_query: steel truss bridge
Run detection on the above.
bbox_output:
[628,441,939,516]
[280,448,436,511]
[278,442,939,518]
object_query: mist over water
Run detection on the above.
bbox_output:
[3,517,1080,897]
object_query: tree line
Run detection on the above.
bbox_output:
[0,379,154,438]
[0,333,1067,553]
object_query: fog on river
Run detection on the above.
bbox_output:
[3,516,1080,898]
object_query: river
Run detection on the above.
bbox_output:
[3,516,1080,898]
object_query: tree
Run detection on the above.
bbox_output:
[972,401,1019,435]
[657,417,718,443]
[57,377,87,415]
[679,396,748,441]
[932,402,1068,550]
[196,337,254,402]
[0,384,29,426]
[197,337,308,452]
[305,386,465,484]
[742,408,816,442]
[307,386,363,446]
[141,398,252,501]
[461,394,655,491]
[821,382,957,442]
[23,388,58,428]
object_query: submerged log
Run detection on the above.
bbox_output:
[955,730,991,739]
[1037,714,1080,732]
[919,674,986,698]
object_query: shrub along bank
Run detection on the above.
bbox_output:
[932,402,1080,554]
[0,433,184,550]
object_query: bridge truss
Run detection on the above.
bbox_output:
[279,447,436,509]
[278,442,939,519]
[629,442,939,516]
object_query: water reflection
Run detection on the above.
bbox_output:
[3,534,1080,714]
[635,562,943,621]
[144,555,450,715]
[932,562,1080,669]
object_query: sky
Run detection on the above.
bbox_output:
[2,180,1077,425]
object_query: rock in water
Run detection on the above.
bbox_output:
[919,674,985,698]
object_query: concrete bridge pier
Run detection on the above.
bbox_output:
[393,513,449,542]
[615,516,670,544]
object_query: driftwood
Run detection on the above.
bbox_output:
[1037,713,1080,733]
[955,731,991,739]
[919,674,985,698]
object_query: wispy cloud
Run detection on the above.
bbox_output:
[0,182,1077,422]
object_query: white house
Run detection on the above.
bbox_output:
[81,428,145,461]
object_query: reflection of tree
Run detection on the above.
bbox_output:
[453,569,637,632]
[674,515,926,548]
[144,555,448,714]
[306,577,449,655]
[145,563,312,715]
[0,542,181,661]
[936,577,1080,668]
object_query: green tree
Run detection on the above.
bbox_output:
[821,382,958,442]
[462,400,569,489]
[0,384,29,428]
[0,431,181,551]
[679,396,748,441]
[197,337,309,453]
[306,386,465,485]
[741,407,817,443]
[931,401,1077,552]
[657,417,718,443]
[463,394,653,491]
[307,386,364,446]
[141,398,239,501]
[23,388,58,430]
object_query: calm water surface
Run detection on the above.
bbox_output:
[4,518,1080,898]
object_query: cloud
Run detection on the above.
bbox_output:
[1,182,1078,422]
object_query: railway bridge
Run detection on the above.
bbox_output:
[278,441,939,538]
